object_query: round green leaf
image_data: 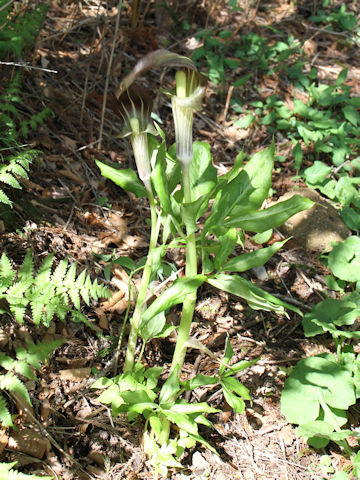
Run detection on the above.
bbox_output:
[328,236,360,282]
[281,355,355,426]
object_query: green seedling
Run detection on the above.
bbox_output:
[95,49,313,472]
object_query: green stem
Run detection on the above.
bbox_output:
[124,190,158,372]
[170,162,198,373]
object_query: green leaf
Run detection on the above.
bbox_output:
[302,298,360,338]
[340,207,360,231]
[138,311,167,342]
[121,401,157,414]
[144,366,163,390]
[204,144,274,235]
[304,161,332,185]
[222,384,245,413]
[183,373,218,390]
[190,141,217,201]
[232,73,253,87]
[113,256,136,271]
[159,369,180,406]
[335,176,357,205]
[170,402,219,415]
[207,273,301,314]
[328,236,360,282]
[0,394,13,427]
[335,68,348,86]
[280,355,355,426]
[149,414,163,439]
[297,420,356,449]
[234,114,255,129]
[152,324,176,339]
[292,142,303,170]
[221,376,251,400]
[332,472,351,480]
[161,409,198,436]
[218,150,244,184]
[95,160,146,198]
[224,358,258,376]
[253,229,273,244]
[213,228,238,270]
[352,450,360,479]
[220,335,234,376]
[141,275,206,324]
[242,142,274,211]
[224,195,314,233]
[222,239,288,273]
[343,105,360,127]
[181,194,210,234]
[150,140,173,214]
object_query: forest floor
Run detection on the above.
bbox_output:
[1,0,360,479]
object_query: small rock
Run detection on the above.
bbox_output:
[277,188,349,253]
[192,451,210,474]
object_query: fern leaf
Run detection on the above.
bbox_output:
[0,252,15,286]
[80,283,90,306]
[75,269,86,288]
[0,393,13,427]
[34,254,54,286]
[16,339,64,371]
[0,172,21,189]
[13,360,35,381]
[0,372,31,405]
[27,283,53,325]
[69,287,80,310]
[64,262,76,286]
[0,188,12,206]
[17,250,34,283]
[8,304,26,324]
[52,258,68,285]
[29,298,45,326]
[8,162,29,179]
[6,281,30,323]
[0,354,16,371]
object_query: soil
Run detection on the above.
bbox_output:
[0,1,359,479]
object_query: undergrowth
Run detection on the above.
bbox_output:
[0,1,53,208]
[0,338,63,427]
[0,251,110,326]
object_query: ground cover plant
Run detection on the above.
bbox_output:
[1,0,360,479]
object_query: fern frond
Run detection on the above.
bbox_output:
[7,162,29,179]
[15,339,64,372]
[0,354,16,371]
[33,254,54,286]
[52,258,68,285]
[0,372,31,404]
[17,250,34,283]
[0,252,15,288]
[0,461,53,479]
[0,188,11,205]
[0,393,13,427]
[64,262,77,287]
[1,251,109,325]
[0,171,21,189]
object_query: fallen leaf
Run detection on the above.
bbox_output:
[8,429,49,458]
[0,428,8,455]
[58,367,91,381]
